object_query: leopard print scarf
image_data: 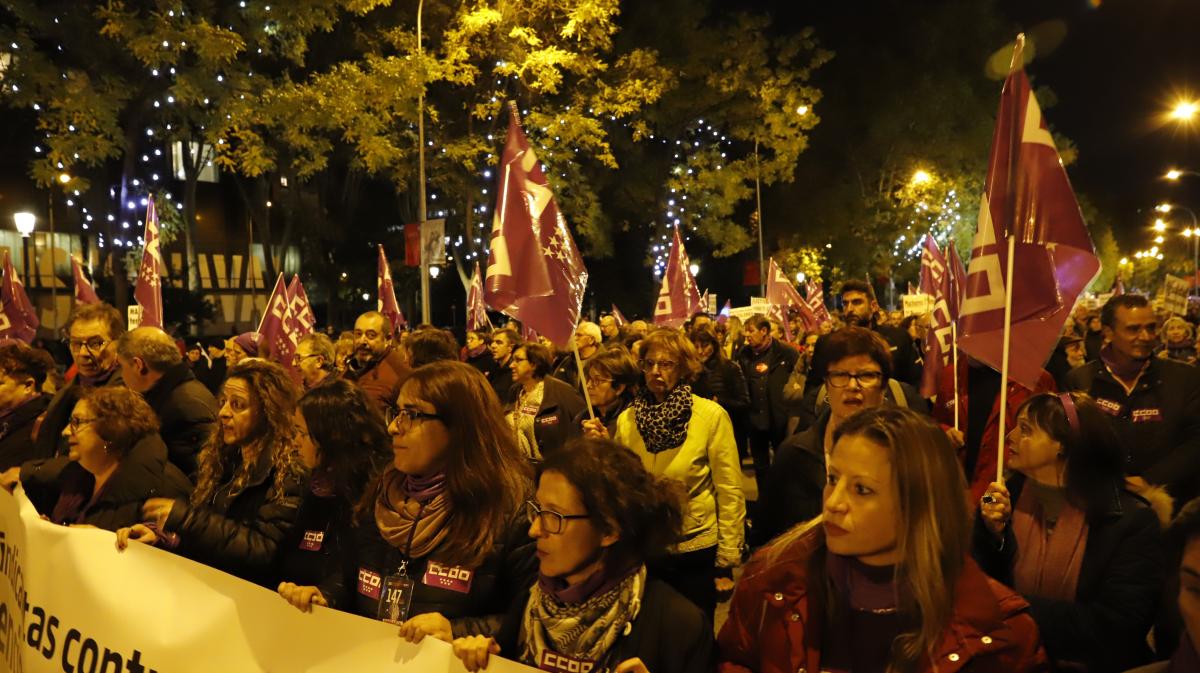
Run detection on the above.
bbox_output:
[633,384,692,453]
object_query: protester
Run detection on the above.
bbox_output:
[1066,294,1200,509]
[586,328,745,619]
[736,314,798,492]
[293,333,338,390]
[816,280,922,388]
[277,379,390,612]
[718,407,1047,672]
[225,331,260,368]
[334,331,356,375]
[343,311,411,419]
[487,328,520,405]
[35,303,127,459]
[0,343,55,470]
[575,347,640,437]
[508,343,586,460]
[976,392,1165,671]
[343,361,535,641]
[551,321,601,390]
[1046,333,1089,390]
[405,329,460,368]
[722,316,745,359]
[117,327,220,477]
[765,327,895,541]
[462,329,498,379]
[200,337,227,394]
[5,387,191,531]
[115,359,307,587]
[1159,317,1197,365]
[599,314,621,345]
[691,327,750,437]
[450,437,713,673]
[1129,499,1200,672]
[1084,313,1105,362]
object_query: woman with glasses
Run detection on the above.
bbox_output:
[584,328,745,620]
[276,379,390,612]
[507,343,585,460]
[763,327,896,540]
[346,361,536,643]
[451,437,714,673]
[575,347,640,437]
[8,387,191,530]
[114,359,307,587]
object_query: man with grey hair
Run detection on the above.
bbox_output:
[294,333,337,390]
[552,320,602,391]
[117,327,219,477]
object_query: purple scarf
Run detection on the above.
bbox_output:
[400,471,446,504]
[538,560,640,605]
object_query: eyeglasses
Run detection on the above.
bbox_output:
[394,407,441,428]
[525,500,589,535]
[640,359,677,373]
[585,376,612,387]
[68,415,98,431]
[68,337,109,354]
[291,353,321,365]
[826,370,884,388]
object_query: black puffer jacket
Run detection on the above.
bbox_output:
[164,450,306,587]
[339,504,537,638]
[694,356,750,419]
[21,433,192,531]
[494,577,714,673]
[276,485,356,605]
[0,394,50,470]
[140,362,219,479]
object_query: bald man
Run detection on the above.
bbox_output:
[117,327,219,477]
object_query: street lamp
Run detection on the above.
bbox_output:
[911,169,933,186]
[795,272,806,283]
[1154,218,1168,232]
[12,211,34,284]
[1171,100,1199,121]
[688,263,700,277]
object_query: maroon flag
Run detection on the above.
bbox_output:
[484,103,588,347]
[919,236,958,397]
[133,199,165,329]
[257,273,300,368]
[467,262,492,331]
[0,250,38,343]
[958,36,1101,389]
[610,304,628,327]
[805,280,833,328]
[287,275,316,336]
[947,244,967,316]
[653,229,702,328]
[71,256,99,306]
[765,258,818,339]
[377,245,406,333]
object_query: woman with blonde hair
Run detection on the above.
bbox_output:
[115,359,307,587]
[719,407,1047,673]
[584,327,744,620]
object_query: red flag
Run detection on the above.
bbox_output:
[71,256,99,306]
[765,258,818,339]
[287,275,316,336]
[467,262,492,331]
[0,250,38,343]
[133,199,165,329]
[958,36,1101,389]
[653,229,702,328]
[919,236,958,397]
[610,304,628,327]
[377,245,407,332]
[484,103,588,347]
[404,224,421,267]
[804,280,832,329]
[257,273,300,368]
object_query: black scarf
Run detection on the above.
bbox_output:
[633,384,692,453]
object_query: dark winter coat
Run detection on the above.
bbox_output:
[34,368,123,459]
[972,474,1165,672]
[763,410,829,542]
[0,394,50,470]
[511,377,586,460]
[489,359,516,406]
[276,485,355,605]
[164,450,306,587]
[737,339,799,437]
[1065,358,1200,507]
[694,356,751,420]
[494,578,715,673]
[140,362,219,478]
[340,505,537,638]
[21,433,192,531]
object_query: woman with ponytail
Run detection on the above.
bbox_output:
[719,407,1047,673]
[451,437,713,673]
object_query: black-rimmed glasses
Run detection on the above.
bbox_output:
[525,500,589,534]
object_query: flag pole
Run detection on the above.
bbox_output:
[951,322,960,433]
[995,234,1016,482]
[571,340,597,420]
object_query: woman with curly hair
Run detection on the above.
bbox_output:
[346,361,535,643]
[451,437,714,673]
[277,379,391,612]
[7,387,191,530]
[116,359,307,587]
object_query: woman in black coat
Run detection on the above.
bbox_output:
[690,327,750,432]
[976,392,1165,672]
[450,437,713,673]
[14,387,190,530]
[276,379,390,612]
[507,343,585,460]
[116,359,307,588]
[574,347,640,438]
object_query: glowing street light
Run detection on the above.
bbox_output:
[1120,257,1130,266]
[1171,100,1199,121]
[1156,235,1166,244]
[12,212,34,237]
[1154,219,1168,232]
[688,263,700,276]
[795,272,806,283]
[57,172,71,185]
[911,170,933,186]
[1157,203,1173,213]
[795,105,809,116]
[1167,169,1184,181]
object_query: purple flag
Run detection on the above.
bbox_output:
[133,200,165,328]
[0,250,38,343]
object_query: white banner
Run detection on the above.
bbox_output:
[1163,274,1189,316]
[901,293,934,317]
[0,488,536,673]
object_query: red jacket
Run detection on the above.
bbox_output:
[718,527,1048,673]
[931,359,1056,501]
[348,347,411,417]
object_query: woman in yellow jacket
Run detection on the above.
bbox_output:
[584,328,745,620]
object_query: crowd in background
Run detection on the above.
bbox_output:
[0,286,1199,672]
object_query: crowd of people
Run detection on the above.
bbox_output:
[1,286,1200,672]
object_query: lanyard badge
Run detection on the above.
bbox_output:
[377,560,416,625]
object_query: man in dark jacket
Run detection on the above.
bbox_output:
[345,311,411,419]
[1066,294,1200,508]
[117,327,219,478]
[0,343,55,470]
[825,279,922,388]
[487,328,520,405]
[737,314,799,492]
